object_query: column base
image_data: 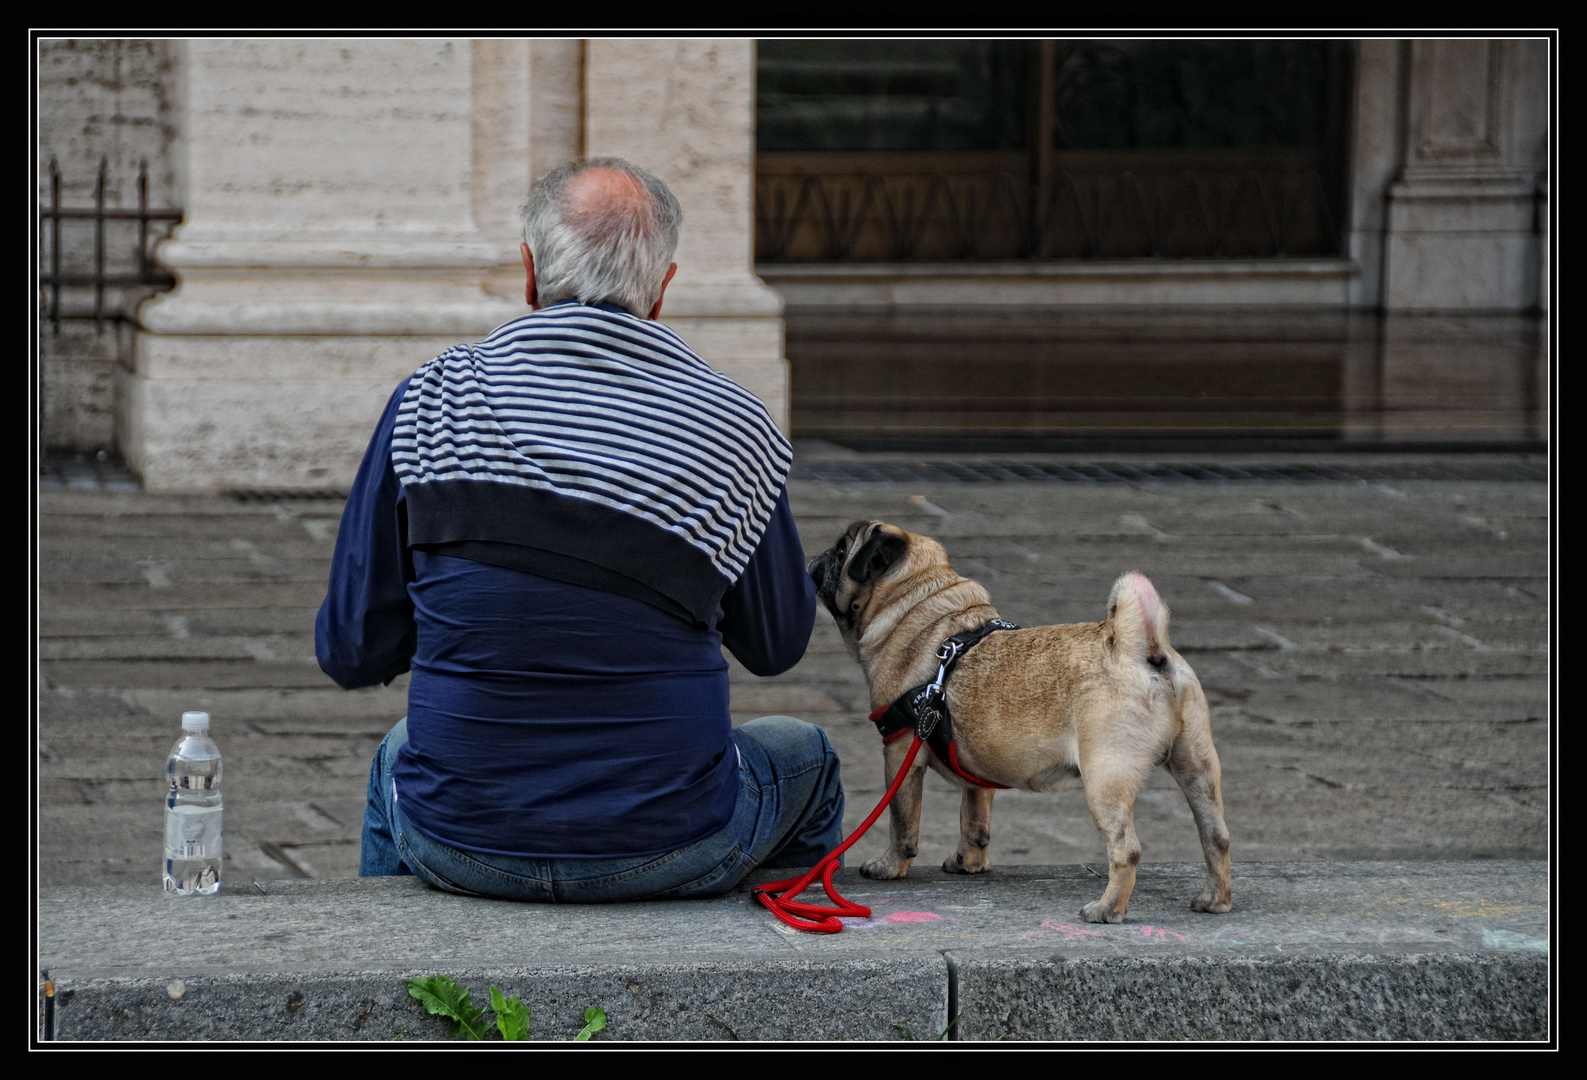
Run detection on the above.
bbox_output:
[1383,175,1541,312]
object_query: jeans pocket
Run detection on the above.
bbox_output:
[648,844,752,900]
[396,830,493,898]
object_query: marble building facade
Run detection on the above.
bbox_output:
[36,38,1550,489]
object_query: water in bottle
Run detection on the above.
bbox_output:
[163,710,223,895]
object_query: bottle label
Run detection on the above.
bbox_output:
[164,804,223,860]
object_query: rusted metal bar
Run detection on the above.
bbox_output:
[93,158,106,332]
[138,160,150,278]
[46,207,182,221]
[49,159,62,334]
[1030,40,1057,254]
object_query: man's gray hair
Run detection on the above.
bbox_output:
[521,157,683,317]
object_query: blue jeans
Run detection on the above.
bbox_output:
[359,715,845,902]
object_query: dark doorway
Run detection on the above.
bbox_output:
[756,40,1353,262]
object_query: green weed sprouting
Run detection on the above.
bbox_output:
[492,986,532,1041]
[406,975,601,1042]
[407,976,493,1040]
[575,1006,607,1041]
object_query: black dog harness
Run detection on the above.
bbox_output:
[866,619,1020,790]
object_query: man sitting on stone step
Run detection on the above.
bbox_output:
[316,157,843,901]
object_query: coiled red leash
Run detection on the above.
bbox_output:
[752,735,925,934]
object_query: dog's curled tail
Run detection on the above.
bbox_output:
[1107,571,1172,672]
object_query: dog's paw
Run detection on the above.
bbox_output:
[1081,899,1126,924]
[861,857,910,880]
[942,850,991,875]
[1190,890,1232,914]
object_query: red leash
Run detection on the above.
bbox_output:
[752,735,925,934]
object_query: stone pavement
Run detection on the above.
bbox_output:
[37,451,1550,889]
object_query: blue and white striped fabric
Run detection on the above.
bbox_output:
[391,303,791,622]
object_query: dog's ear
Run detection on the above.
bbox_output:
[847,527,908,583]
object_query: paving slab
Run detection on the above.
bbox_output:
[39,861,1548,1042]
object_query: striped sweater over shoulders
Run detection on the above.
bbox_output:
[392,302,792,624]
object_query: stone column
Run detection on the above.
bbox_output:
[583,39,789,430]
[1381,39,1547,312]
[468,39,584,303]
[131,39,519,491]
[1343,40,1403,309]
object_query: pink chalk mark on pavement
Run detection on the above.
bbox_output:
[1041,921,1104,940]
[884,910,942,923]
[1139,925,1186,941]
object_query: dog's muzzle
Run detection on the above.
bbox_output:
[808,545,847,616]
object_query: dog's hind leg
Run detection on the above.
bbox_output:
[1079,753,1150,923]
[1168,682,1233,913]
[861,736,927,879]
[944,786,995,874]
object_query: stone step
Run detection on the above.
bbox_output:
[39,861,1548,1042]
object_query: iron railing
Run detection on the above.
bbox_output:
[756,169,1341,263]
[40,157,182,332]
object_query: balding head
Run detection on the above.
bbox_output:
[565,167,649,218]
[521,158,683,318]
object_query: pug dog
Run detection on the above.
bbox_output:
[809,520,1232,924]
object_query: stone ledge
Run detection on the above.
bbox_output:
[38,861,1549,1042]
[760,261,1360,308]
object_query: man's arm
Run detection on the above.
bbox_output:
[717,485,816,677]
[315,379,418,689]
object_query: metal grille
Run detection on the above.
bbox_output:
[790,460,1547,484]
[40,157,182,332]
[756,169,1340,262]
[44,459,1546,496]
[228,489,350,504]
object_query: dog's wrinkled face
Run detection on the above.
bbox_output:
[808,521,910,648]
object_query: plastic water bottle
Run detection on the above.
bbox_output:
[163,711,223,895]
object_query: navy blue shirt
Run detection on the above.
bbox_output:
[317,378,816,858]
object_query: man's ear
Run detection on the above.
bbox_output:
[847,528,908,583]
[647,263,678,321]
[521,242,540,309]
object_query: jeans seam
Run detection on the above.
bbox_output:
[553,841,696,890]
[747,757,829,794]
[397,809,554,894]
[397,833,490,897]
[645,844,749,900]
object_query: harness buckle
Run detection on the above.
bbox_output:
[928,639,962,695]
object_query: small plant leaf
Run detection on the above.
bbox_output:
[407,975,488,1041]
[491,986,531,1041]
[574,1005,607,1041]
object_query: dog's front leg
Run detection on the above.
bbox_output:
[944,786,995,874]
[861,737,927,879]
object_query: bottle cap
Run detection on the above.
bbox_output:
[181,711,211,731]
